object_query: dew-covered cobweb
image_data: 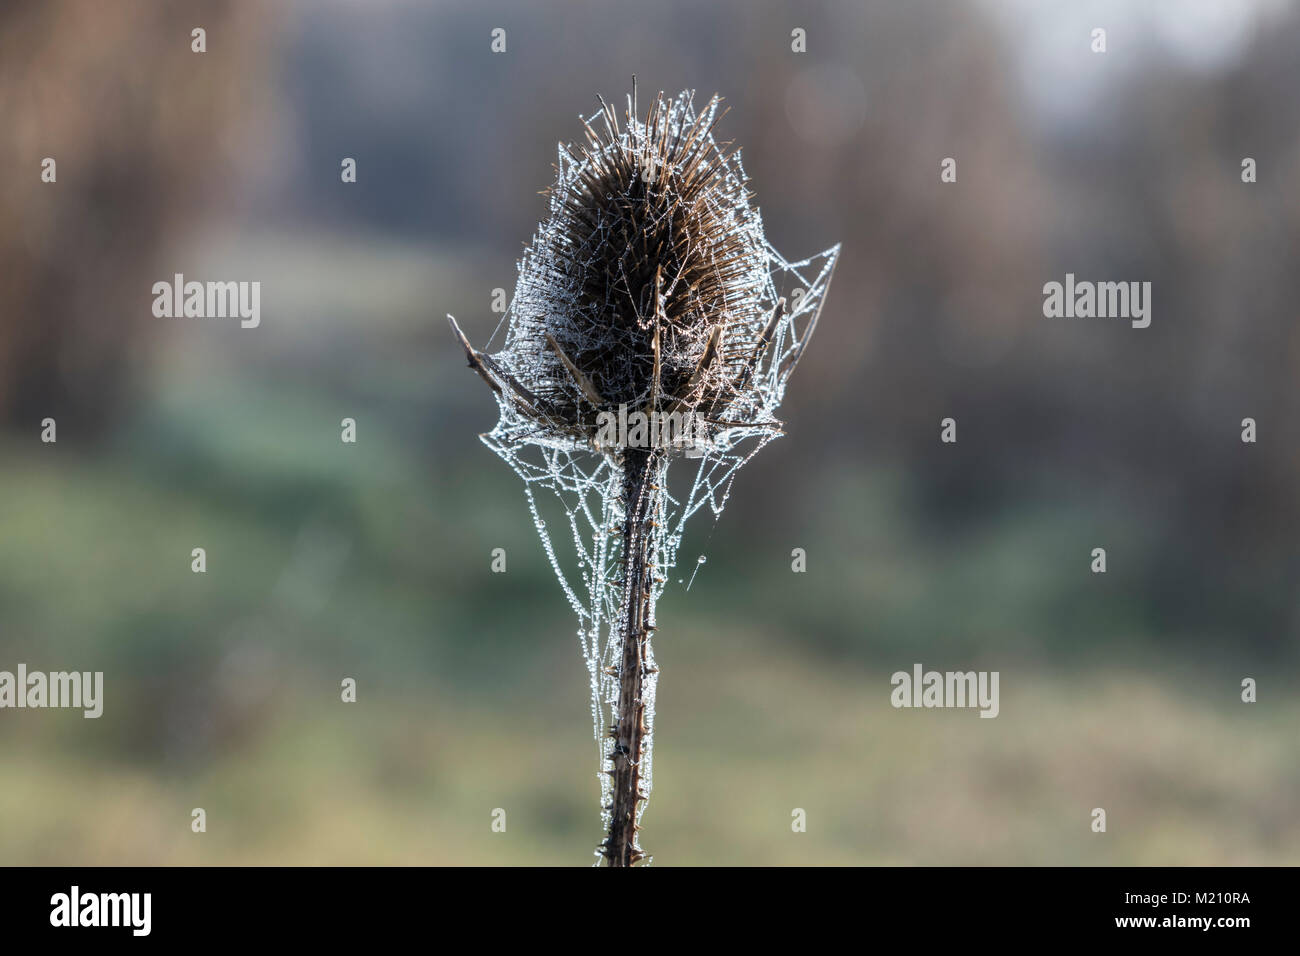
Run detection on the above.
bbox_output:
[471,93,839,861]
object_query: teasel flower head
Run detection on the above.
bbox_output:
[450,83,838,457]
[449,83,837,866]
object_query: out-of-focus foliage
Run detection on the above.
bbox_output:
[0,0,270,432]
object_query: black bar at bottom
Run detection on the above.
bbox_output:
[0,866,1278,941]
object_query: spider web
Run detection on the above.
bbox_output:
[475,93,839,859]
[481,250,835,857]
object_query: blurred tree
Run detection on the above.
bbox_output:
[0,0,272,434]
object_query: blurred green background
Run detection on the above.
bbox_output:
[1,0,1297,864]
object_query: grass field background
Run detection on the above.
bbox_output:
[2,240,1294,864]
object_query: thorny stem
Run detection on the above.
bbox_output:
[601,446,663,866]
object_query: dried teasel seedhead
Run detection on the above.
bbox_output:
[450,83,839,866]
[450,84,831,457]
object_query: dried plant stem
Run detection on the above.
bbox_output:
[603,446,663,866]
[456,87,837,865]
